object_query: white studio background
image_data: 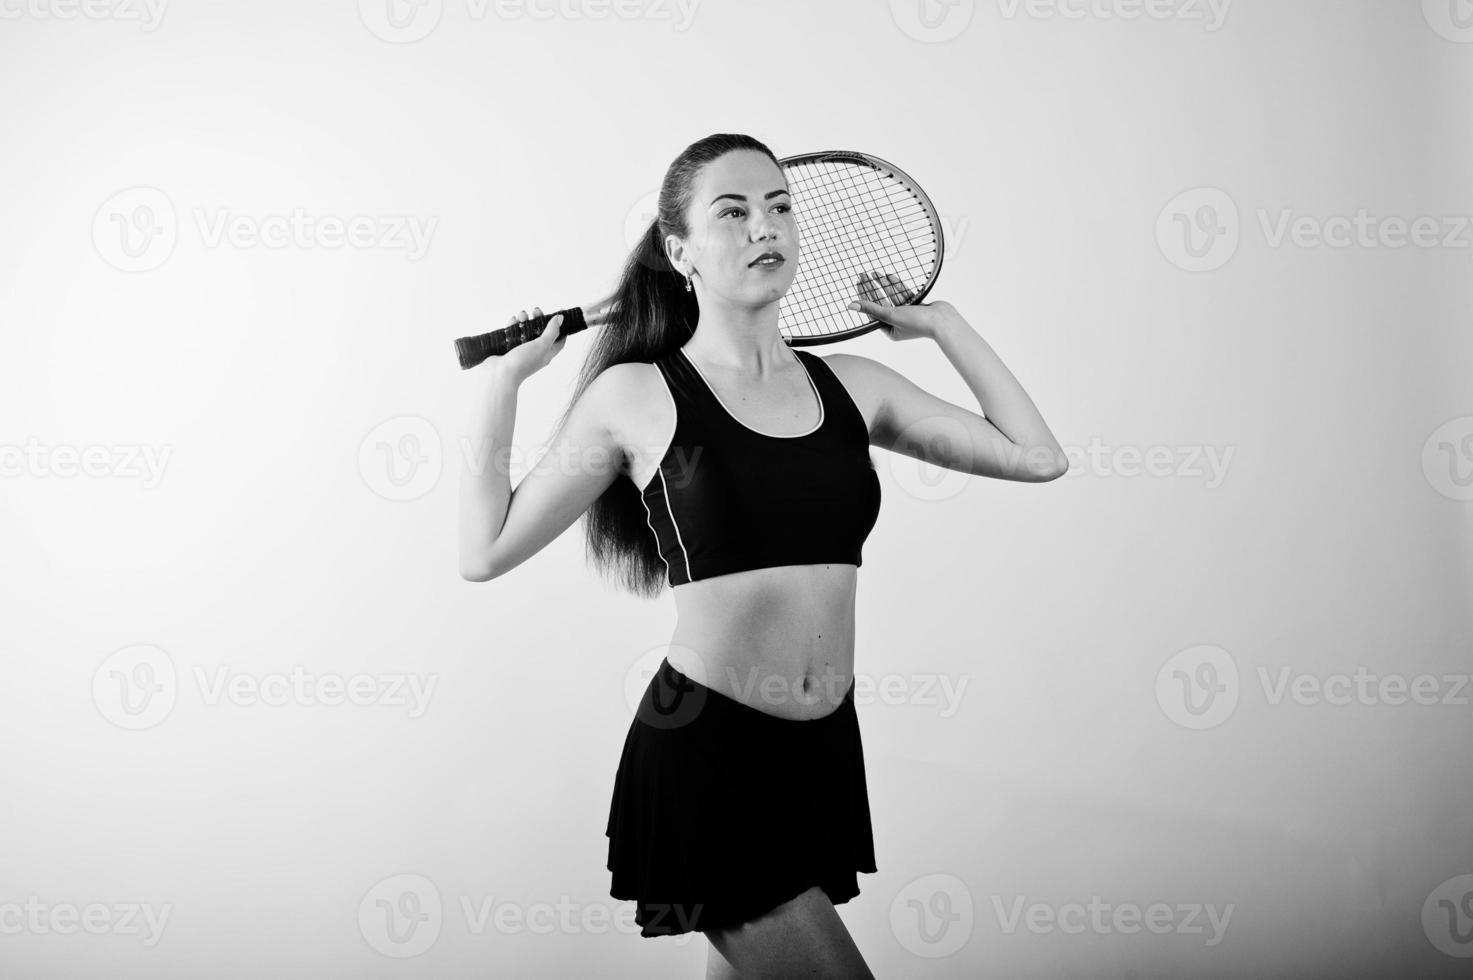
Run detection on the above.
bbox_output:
[2,0,1471,977]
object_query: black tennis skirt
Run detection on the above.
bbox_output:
[606,656,878,938]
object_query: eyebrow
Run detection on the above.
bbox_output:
[708,189,791,207]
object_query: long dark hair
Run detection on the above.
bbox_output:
[555,133,782,599]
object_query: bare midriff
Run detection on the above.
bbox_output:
[664,563,858,721]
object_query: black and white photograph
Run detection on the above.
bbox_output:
[2,1,1471,977]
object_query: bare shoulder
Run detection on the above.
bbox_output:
[813,352,885,437]
[584,360,670,485]
[591,360,666,423]
[585,360,650,402]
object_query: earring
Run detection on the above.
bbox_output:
[684,273,693,292]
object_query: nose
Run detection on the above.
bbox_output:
[752,212,782,243]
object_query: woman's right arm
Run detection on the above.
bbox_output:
[458,310,629,582]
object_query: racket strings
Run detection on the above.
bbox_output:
[802,162,936,271]
[782,177,936,332]
[779,159,940,340]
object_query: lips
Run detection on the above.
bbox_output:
[749,251,785,267]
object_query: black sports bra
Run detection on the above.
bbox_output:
[638,346,882,588]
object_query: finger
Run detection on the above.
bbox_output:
[854,274,884,306]
[506,315,517,327]
[868,272,896,307]
[878,273,916,306]
[517,309,528,321]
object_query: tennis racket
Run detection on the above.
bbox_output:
[453,150,944,370]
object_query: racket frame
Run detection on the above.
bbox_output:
[774,149,946,347]
[453,149,944,367]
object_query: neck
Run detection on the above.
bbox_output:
[683,298,793,377]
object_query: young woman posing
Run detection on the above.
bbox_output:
[459,133,1066,979]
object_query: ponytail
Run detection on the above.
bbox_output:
[557,134,781,597]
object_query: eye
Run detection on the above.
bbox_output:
[773,203,791,214]
[721,207,744,218]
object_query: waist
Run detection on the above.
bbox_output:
[668,564,857,721]
[639,656,857,730]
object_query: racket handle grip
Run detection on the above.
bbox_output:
[454,307,588,370]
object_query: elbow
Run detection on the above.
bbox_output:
[459,550,502,583]
[1037,458,1069,482]
[1011,445,1070,483]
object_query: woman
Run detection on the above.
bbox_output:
[459,134,1066,979]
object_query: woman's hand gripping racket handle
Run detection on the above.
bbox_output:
[454,295,616,370]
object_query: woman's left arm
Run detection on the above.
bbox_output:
[841,293,1068,483]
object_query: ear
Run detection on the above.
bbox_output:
[664,232,690,276]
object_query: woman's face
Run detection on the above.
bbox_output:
[668,149,800,309]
